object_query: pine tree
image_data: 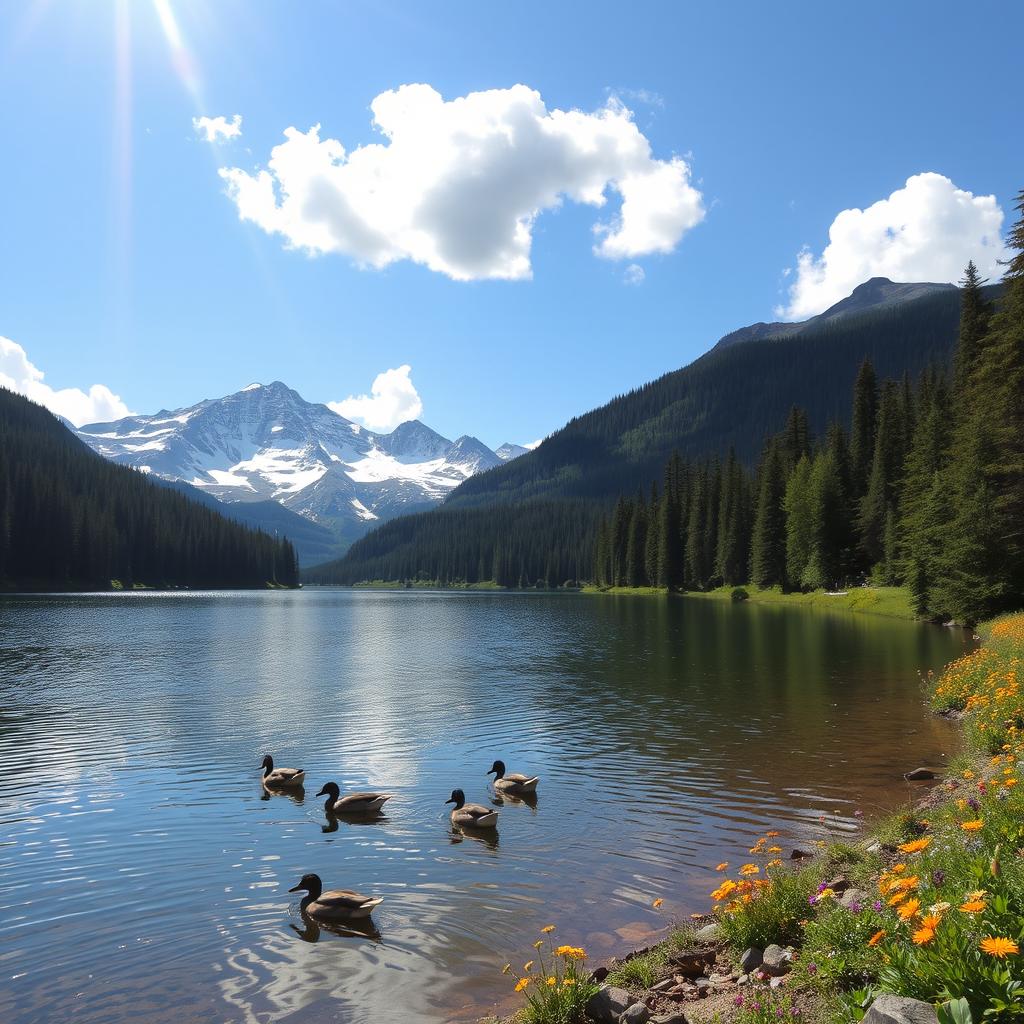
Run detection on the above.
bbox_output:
[849,359,878,501]
[750,440,787,588]
[784,455,813,590]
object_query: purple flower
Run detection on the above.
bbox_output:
[734,995,744,1007]
[817,882,828,892]
[752,1002,762,1012]
[848,900,862,913]
[968,797,981,812]
[873,900,883,912]
[931,870,946,887]
[807,962,818,975]
[777,1010,785,1019]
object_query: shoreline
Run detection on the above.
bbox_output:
[484,612,1022,1024]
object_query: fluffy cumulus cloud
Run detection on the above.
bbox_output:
[0,336,132,426]
[329,365,424,432]
[193,114,242,143]
[779,172,1007,320]
[218,84,704,280]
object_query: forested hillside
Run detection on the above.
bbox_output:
[0,388,299,590]
[308,270,1003,591]
[594,192,1024,624]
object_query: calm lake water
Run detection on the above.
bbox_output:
[0,590,971,1024]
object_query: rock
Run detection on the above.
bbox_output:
[620,1004,650,1024]
[585,986,633,1024]
[650,978,674,993]
[739,947,763,973]
[761,944,791,976]
[708,973,730,985]
[651,1014,689,1024]
[904,767,937,781]
[671,950,716,977]
[825,875,852,893]
[736,974,749,985]
[769,976,786,990]
[695,923,722,942]
[866,841,882,854]
[790,848,813,859]
[861,993,939,1024]
[839,887,869,910]
[695,977,711,990]
[591,966,610,983]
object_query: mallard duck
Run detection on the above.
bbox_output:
[487,759,539,794]
[446,788,498,829]
[316,781,392,815]
[288,873,382,920]
[261,755,305,788]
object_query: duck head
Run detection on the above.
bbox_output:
[445,788,466,809]
[261,754,274,777]
[288,873,323,900]
[487,760,506,780]
[316,782,340,810]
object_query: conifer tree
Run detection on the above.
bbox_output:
[849,359,878,500]
[784,455,813,589]
[750,440,787,588]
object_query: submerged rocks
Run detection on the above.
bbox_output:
[861,993,939,1024]
[904,767,937,781]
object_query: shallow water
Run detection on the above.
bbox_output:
[0,590,970,1023]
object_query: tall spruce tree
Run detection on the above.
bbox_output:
[849,359,879,502]
[750,439,787,588]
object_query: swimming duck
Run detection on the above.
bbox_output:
[446,788,498,829]
[261,755,305,788]
[316,781,392,815]
[487,759,539,794]
[288,873,383,920]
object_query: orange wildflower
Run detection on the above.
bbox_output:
[980,937,1019,958]
[897,898,921,921]
[961,820,984,831]
[868,930,886,947]
[898,838,931,854]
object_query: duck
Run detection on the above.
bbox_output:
[288,873,383,920]
[487,759,539,794]
[261,754,305,788]
[446,788,498,829]
[316,781,392,815]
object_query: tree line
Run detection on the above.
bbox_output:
[594,189,1024,623]
[0,388,300,590]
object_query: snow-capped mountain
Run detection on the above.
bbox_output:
[76,381,523,554]
[496,442,530,461]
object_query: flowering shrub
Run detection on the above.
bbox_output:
[505,926,599,1024]
[730,990,804,1023]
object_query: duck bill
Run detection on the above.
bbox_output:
[288,883,305,893]
[315,788,328,797]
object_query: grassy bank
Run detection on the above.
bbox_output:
[582,584,918,621]
[494,611,1024,1024]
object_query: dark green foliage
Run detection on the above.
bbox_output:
[749,439,787,588]
[0,388,298,590]
[849,358,878,500]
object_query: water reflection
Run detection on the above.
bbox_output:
[0,590,971,1024]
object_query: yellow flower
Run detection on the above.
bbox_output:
[541,925,555,933]
[898,838,931,854]
[554,945,586,961]
[961,820,984,831]
[868,929,886,947]
[766,858,783,868]
[888,892,908,906]
[966,889,988,901]
[962,769,975,779]
[652,898,663,908]
[766,831,780,837]
[739,863,759,876]
[562,978,575,988]
[515,978,531,992]
[897,898,921,921]
[891,864,907,874]
[533,940,544,949]
[960,900,987,914]
[912,926,936,945]
[767,845,782,853]
[1005,778,1018,787]
[546,976,556,987]
[980,937,1019,958]
[715,862,729,872]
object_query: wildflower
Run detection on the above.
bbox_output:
[898,838,931,854]
[960,900,986,913]
[920,914,942,929]
[873,900,883,912]
[1006,778,1018,787]
[847,900,862,914]
[546,976,556,987]
[739,864,760,876]
[968,798,981,812]
[515,978,530,992]
[888,892,908,906]
[891,864,907,874]
[734,995,744,1007]
[652,898,663,908]
[894,876,920,891]
[928,902,951,916]
[541,925,555,933]
[767,858,783,868]
[868,930,886,947]
[931,870,946,887]
[963,769,975,779]
[561,978,575,988]
[806,962,818,975]
[768,845,782,853]
[533,940,544,949]
[980,937,1019,958]
[554,945,586,960]
[961,820,984,831]
[913,926,936,945]
[524,961,534,972]
[897,898,921,920]
[965,889,988,901]
[766,831,780,837]
[715,862,729,872]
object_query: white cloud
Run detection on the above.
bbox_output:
[623,263,645,285]
[218,84,704,281]
[779,172,1007,320]
[329,365,424,432]
[193,114,242,143]
[525,439,543,450]
[0,336,133,427]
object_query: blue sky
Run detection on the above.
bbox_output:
[1,0,1021,448]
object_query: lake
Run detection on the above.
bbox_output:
[0,590,971,1024]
